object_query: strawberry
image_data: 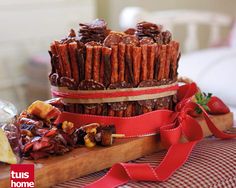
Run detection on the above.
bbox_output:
[207,96,230,115]
[194,92,230,115]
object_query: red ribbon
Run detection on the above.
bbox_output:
[55,83,236,188]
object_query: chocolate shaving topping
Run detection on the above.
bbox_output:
[59,29,81,44]
[135,21,172,45]
[136,21,162,39]
[80,19,107,29]
[78,19,110,43]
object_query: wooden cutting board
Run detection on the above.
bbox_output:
[0,112,234,188]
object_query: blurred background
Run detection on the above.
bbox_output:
[0,0,236,113]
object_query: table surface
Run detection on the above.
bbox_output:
[53,136,236,188]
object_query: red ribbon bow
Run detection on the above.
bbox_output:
[55,83,236,188]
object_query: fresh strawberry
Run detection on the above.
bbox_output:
[207,96,230,115]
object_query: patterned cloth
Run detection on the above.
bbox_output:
[53,139,236,188]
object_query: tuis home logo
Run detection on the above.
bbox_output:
[10,164,35,188]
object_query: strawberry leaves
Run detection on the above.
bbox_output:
[194,92,212,114]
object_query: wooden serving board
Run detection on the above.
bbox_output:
[0,113,234,188]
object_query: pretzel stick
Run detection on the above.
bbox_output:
[125,103,133,117]
[118,43,126,82]
[140,45,152,113]
[158,45,167,80]
[147,44,156,79]
[172,41,180,79]
[101,47,112,115]
[133,46,141,86]
[77,48,85,82]
[141,45,148,81]
[50,42,64,76]
[164,43,172,79]
[99,51,104,84]
[93,46,102,82]
[58,44,72,78]
[84,46,94,114]
[108,45,119,116]
[125,45,134,84]
[49,43,57,74]
[102,47,112,87]
[110,45,119,84]
[48,51,61,78]
[154,45,160,80]
[68,42,79,82]
[123,44,134,117]
[132,46,142,116]
[115,43,126,117]
[93,46,102,115]
[96,104,103,115]
[56,44,71,78]
[85,46,93,80]
[50,42,58,55]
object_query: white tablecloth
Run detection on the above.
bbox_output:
[179,47,236,115]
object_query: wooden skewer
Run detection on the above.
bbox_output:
[112,134,125,138]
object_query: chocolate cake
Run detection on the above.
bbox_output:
[48,19,180,116]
